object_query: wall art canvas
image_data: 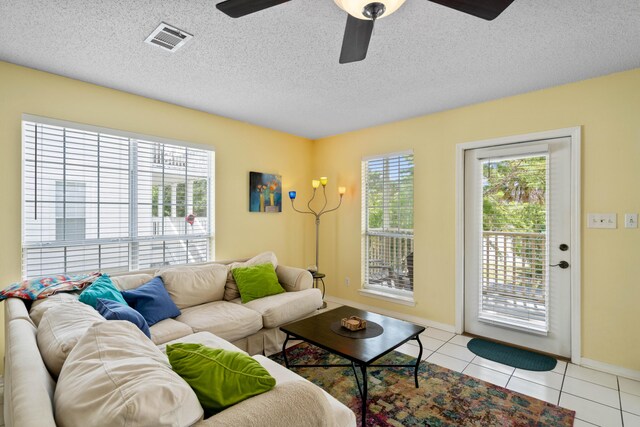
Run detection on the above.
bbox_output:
[250,171,282,213]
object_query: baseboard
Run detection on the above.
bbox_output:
[324,295,456,333]
[580,358,640,381]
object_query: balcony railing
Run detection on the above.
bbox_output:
[365,231,414,292]
[480,231,548,328]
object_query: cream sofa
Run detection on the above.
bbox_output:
[3,253,357,427]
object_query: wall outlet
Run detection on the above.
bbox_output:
[344,277,350,287]
[625,213,638,229]
[587,213,617,229]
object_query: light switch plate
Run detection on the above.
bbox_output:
[625,213,638,229]
[587,213,617,229]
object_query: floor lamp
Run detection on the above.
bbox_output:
[289,177,345,308]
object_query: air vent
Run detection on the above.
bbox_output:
[145,22,193,52]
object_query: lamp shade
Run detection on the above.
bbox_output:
[333,0,406,20]
[312,180,320,189]
[338,186,346,195]
[320,177,328,186]
[289,191,297,200]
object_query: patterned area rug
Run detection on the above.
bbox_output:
[269,342,575,427]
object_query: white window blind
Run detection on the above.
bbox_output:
[22,119,213,278]
[362,152,414,294]
[479,154,548,332]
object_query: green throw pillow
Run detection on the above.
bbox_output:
[231,263,285,303]
[78,274,127,309]
[166,343,276,415]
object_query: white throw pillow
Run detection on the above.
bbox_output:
[54,321,203,427]
[224,252,278,301]
[36,301,105,377]
[159,263,228,309]
[30,293,80,327]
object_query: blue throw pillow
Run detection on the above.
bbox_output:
[96,298,151,338]
[79,274,127,309]
[120,276,181,326]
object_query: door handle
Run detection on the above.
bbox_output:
[550,261,569,269]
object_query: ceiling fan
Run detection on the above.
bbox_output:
[215,0,516,64]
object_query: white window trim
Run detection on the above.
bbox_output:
[361,150,415,300]
[21,114,216,277]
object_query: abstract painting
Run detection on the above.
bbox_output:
[249,171,282,213]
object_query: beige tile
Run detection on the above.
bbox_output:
[552,359,568,375]
[463,363,510,388]
[437,342,475,362]
[416,335,446,352]
[572,419,598,427]
[622,392,640,416]
[562,376,620,409]
[559,393,623,427]
[449,334,472,347]
[395,343,426,359]
[566,364,618,389]
[423,327,455,342]
[471,355,515,376]
[506,376,560,405]
[623,411,640,427]
[620,377,640,397]
[512,368,564,390]
[426,352,468,373]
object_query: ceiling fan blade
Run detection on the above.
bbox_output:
[339,15,374,64]
[427,0,515,20]
[216,0,291,18]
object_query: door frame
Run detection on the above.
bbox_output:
[455,127,582,364]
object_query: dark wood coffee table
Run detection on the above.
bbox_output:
[280,306,425,427]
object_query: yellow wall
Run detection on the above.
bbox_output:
[314,69,640,371]
[0,61,315,373]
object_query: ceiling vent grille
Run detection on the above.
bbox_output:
[145,22,193,52]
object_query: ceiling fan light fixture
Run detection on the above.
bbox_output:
[333,0,406,20]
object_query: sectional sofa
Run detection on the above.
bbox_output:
[3,252,357,426]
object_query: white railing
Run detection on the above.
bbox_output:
[366,231,414,292]
[481,231,547,325]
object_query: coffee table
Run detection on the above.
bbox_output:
[280,306,425,427]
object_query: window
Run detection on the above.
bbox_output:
[22,117,214,278]
[362,152,414,296]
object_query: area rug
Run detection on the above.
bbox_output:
[467,338,557,372]
[270,343,574,427]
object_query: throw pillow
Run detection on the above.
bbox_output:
[55,321,203,427]
[166,343,275,415]
[96,298,151,338]
[159,263,228,309]
[121,276,180,326]
[231,263,285,304]
[78,274,127,309]
[224,251,278,300]
[37,301,106,378]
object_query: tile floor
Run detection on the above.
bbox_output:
[291,302,639,426]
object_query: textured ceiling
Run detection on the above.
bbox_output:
[1,0,640,139]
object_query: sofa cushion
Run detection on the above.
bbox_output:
[193,381,335,427]
[5,319,57,427]
[78,274,127,309]
[121,276,181,326]
[111,273,154,291]
[54,321,203,427]
[167,343,275,415]
[231,288,323,328]
[149,318,194,345]
[232,263,285,304]
[30,293,79,327]
[96,298,151,338]
[176,301,263,342]
[157,331,248,355]
[36,301,105,378]
[159,263,228,309]
[224,251,278,301]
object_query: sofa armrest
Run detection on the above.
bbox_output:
[195,381,335,427]
[276,265,313,292]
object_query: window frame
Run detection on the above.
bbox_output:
[361,150,415,300]
[21,114,215,278]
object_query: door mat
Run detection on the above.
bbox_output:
[270,342,574,427]
[467,338,557,371]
